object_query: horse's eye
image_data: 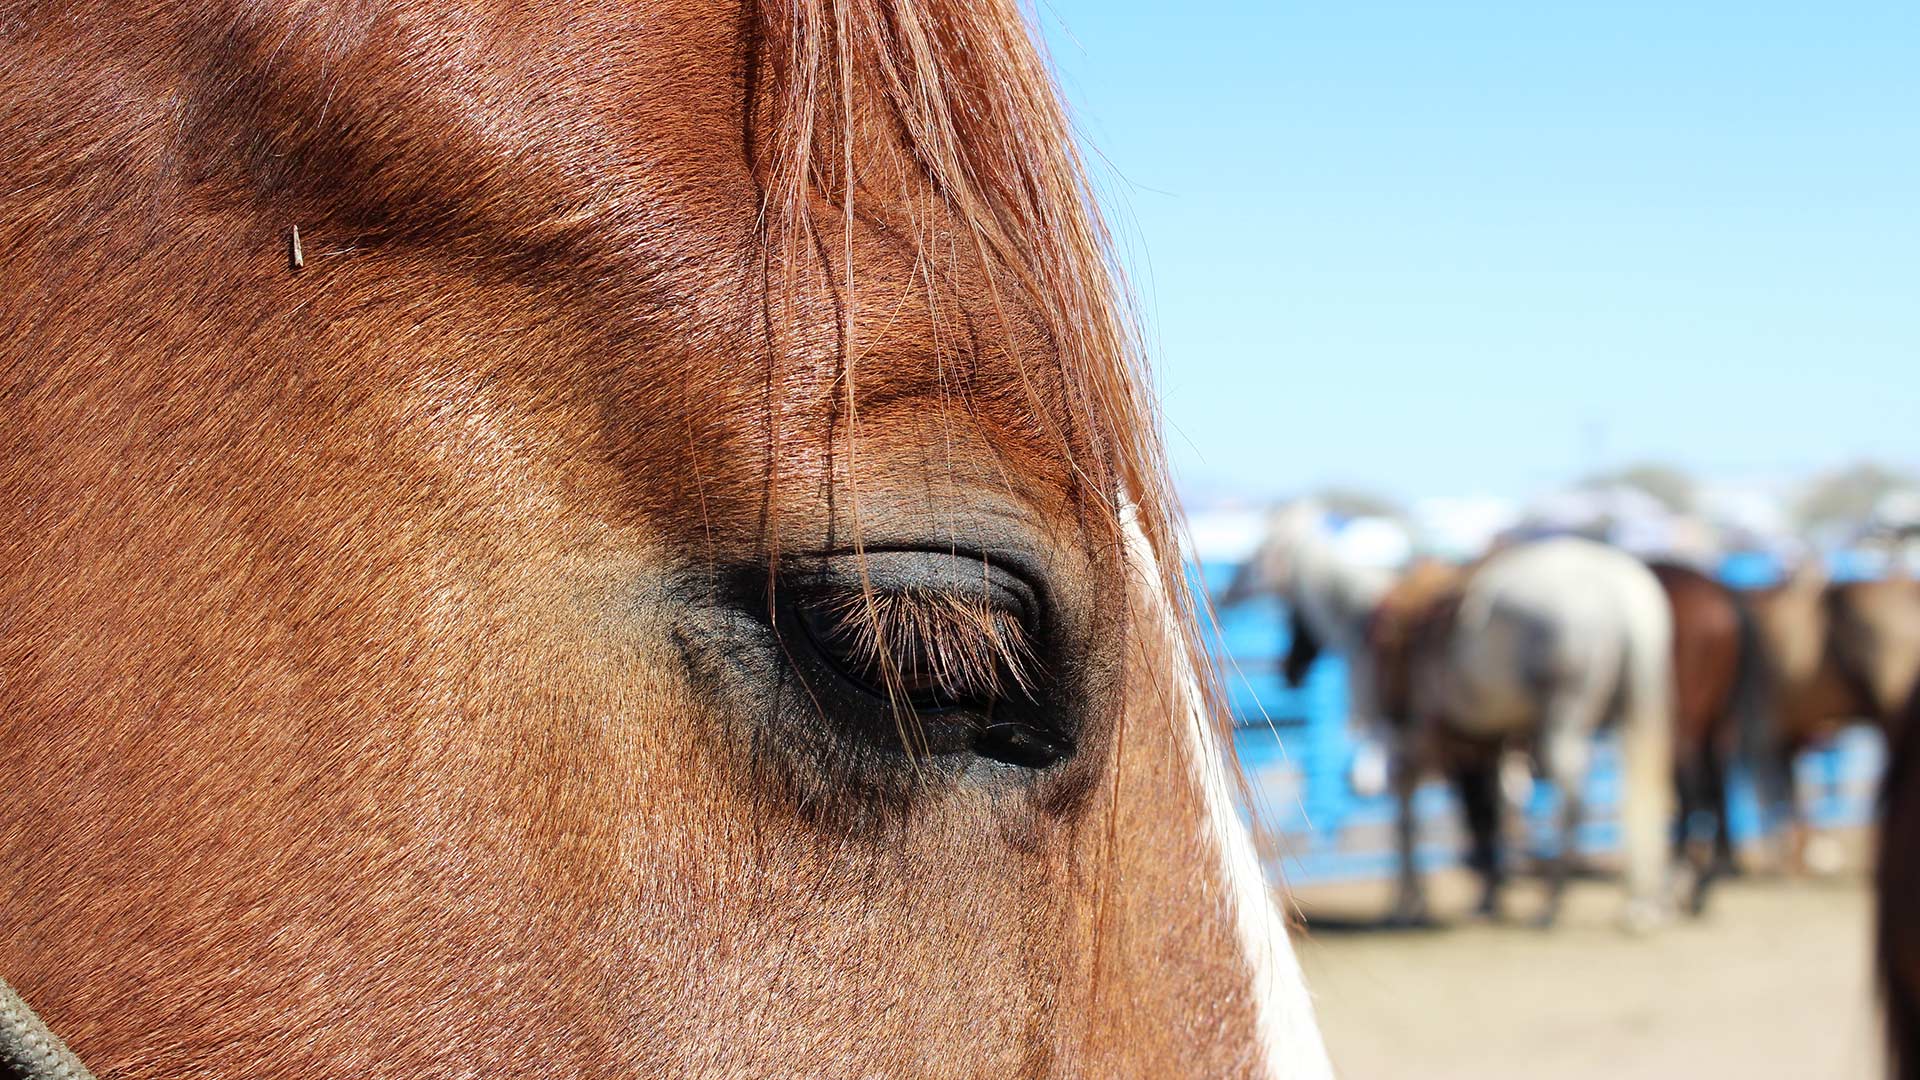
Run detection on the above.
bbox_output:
[776,550,1071,769]
[794,586,1040,711]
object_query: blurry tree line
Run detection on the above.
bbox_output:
[1310,460,1919,534]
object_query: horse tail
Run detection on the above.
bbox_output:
[1730,592,1790,815]
[1617,576,1678,923]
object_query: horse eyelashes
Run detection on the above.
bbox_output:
[755,550,1073,774]
[805,588,1043,710]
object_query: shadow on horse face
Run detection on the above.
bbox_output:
[0,2,1326,1076]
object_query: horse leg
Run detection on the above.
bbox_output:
[1450,751,1505,919]
[1677,751,1728,917]
[1618,638,1678,932]
[1533,722,1591,930]
[1698,743,1734,906]
[1709,745,1737,873]
[1385,737,1432,927]
[1784,765,1810,877]
[1670,754,1695,861]
[1754,744,1802,875]
[1671,756,1707,914]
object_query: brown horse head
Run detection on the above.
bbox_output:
[0,2,1328,1076]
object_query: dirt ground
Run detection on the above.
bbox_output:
[1290,836,1884,1080]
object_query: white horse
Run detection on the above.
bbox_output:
[1220,504,1434,916]
[1219,502,1393,735]
[1415,537,1677,929]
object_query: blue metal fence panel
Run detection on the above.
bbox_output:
[1193,557,1887,885]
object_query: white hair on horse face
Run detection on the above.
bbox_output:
[1121,501,1334,1080]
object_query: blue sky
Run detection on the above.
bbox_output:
[1037,1,1918,502]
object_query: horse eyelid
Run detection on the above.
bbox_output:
[807,587,1044,704]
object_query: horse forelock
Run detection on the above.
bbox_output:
[749,0,1184,545]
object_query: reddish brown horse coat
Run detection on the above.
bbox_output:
[0,2,1325,1077]
[1881,685,1920,1080]
[1648,561,1750,913]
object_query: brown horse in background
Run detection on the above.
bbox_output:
[1648,561,1760,915]
[1879,683,1920,1080]
[1363,560,1509,923]
[1745,567,1920,869]
[0,2,1333,1076]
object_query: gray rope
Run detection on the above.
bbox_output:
[0,980,93,1080]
